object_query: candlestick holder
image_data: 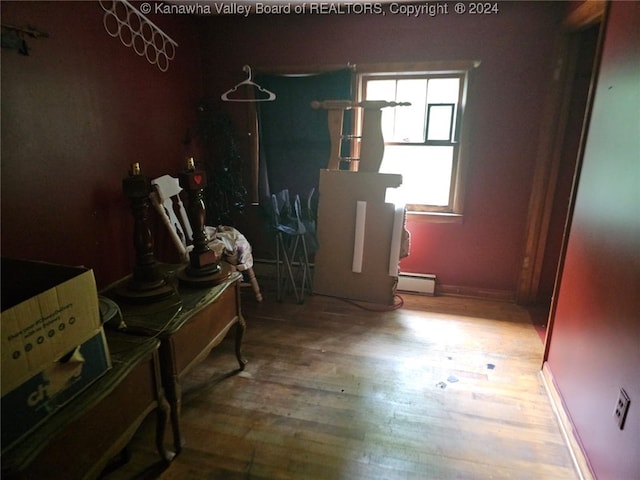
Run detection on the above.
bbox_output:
[176,157,231,287]
[116,162,175,302]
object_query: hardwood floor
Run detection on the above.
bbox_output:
[102,288,576,480]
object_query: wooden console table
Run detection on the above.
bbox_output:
[1,332,170,480]
[103,263,246,454]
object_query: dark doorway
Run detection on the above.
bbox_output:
[537,25,601,304]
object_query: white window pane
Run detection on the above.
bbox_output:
[393,79,426,142]
[426,105,454,141]
[380,145,453,206]
[366,80,396,101]
[426,78,460,104]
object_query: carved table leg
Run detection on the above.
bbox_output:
[234,280,248,370]
[159,342,185,454]
[155,386,174,462]
[148,348,175,462]
[235,315,248,370]
[168,375,184,454]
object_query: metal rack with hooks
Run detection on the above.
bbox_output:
[99,0,178,72]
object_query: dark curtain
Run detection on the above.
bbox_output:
[256,68,353,203]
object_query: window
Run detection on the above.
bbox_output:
[356,62,476,216]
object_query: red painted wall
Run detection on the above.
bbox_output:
[196,2,564,296]
[1,1,202,288]
[1,2,567,299]
[546,2,640,478]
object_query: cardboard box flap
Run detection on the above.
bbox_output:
[1,258,91,311]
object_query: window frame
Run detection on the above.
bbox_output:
[354,61,478,219]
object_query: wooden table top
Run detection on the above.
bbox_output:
[102,263,241,336]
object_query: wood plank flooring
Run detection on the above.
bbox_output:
[102,289,577,480]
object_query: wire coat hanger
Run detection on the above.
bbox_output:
[221,65,276,102]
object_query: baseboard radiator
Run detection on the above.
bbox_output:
[397,273,436,296]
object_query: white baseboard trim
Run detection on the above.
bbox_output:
[397,273,436,295]
[540,362,595,480]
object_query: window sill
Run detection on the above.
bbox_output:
[406,211,464,224]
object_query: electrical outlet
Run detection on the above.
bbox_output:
[614,388,630,430]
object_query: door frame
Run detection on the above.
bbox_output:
[516,1,606,305]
